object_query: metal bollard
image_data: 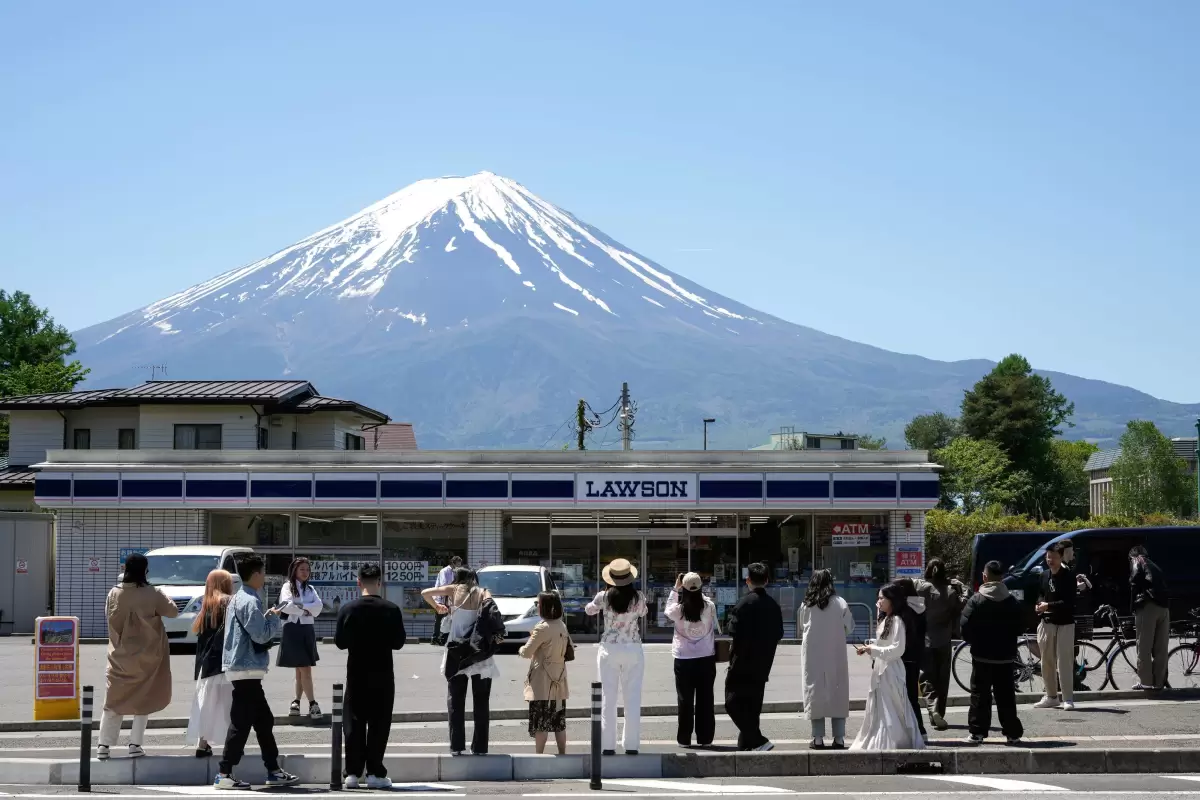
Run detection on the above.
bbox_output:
[330,683,344,790]
[79,685,93,792]
[589,681,602,790]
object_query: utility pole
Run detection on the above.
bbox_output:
[619,382,633,451]
[577,399,588,451]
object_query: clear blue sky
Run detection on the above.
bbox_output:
[2,2,1197,401]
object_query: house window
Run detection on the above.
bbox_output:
[174,424,222,450]
[841,438,855,450]
[344,433,365,451]
[257,427,269,450]
[806,436,822,450]
[72,429,91,449]
[118,429,137,450]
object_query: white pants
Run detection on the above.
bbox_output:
[597,643,644,752]
[99,708,148,747]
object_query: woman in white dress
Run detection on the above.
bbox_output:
[800,569,855,750]
[186,569,234,758]
[849,583,926,751]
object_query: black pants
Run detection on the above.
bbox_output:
[968,660,1023,739]
[725,681,767,751]
[902,660,927,735]
[345,686,394,778]
[674,656,716,746]
[923,645,953,719]
[220,679,279,775]
[448,674,492,754]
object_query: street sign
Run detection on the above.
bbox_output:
[34,617,80,720]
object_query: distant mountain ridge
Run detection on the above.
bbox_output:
[71,172,1200,449]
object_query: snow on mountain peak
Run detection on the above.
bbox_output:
[97,172,759,347]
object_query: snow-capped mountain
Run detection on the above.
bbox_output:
[75,172,1200,448]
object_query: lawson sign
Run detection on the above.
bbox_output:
[576,473,696,504]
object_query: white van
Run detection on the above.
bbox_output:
[140,546,254,644]
[475,565,555,642]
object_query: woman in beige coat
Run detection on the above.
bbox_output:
[99,553,178,760]
[519,592,571,754]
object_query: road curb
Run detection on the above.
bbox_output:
[7,687,1197,734]
[9,747,1200,784]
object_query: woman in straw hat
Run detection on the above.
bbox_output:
[585,558,647,755]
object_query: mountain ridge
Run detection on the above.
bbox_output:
[72,172,1200,449]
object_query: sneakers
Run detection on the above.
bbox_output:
[344,775,361,789]
[1132,683,1151,691]
[1033,696,1059,709]
[309,701,323,721]
[214,773,251,790]
[964,733,985,745]
[810,737,825,750]
[1006,736,1023,746]
[96,745,110,761]
[366,776,393,789]
[265,769,301,787]
[289,699,302,716]
[754,741,775,752]
[1060,701,1076,711]
[128,744,145,759]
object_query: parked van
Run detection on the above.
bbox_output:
[141,546,254,643]
[969,531,1058,590]
[1004,527,1200,624]
[475,565,556,641]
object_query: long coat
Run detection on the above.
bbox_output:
[104,582,179,715]
[519,618,570,702]
[799,594,855,720]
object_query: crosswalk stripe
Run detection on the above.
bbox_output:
[1165,776,1200,784]
[914,775,1068,792]
[598,779,792,793]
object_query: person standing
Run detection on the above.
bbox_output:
[278,557,324,721]
[215,555,298,790]
[422,569,503,756]
[915,559,965,732]
[432,556,464,646]
[725,562,784,752]
[892,578,928,741]
[585,558,648,755]
[849,584,925,751]
[1034,542,1077,710]
[665,572,718,748]
[1130,545,1171,691]
[960,560,1024,745]
[335,563,407,789]
[99,552,179,760]
[187,569,235,758]
[519,592,571,755]
[799,569,854,750]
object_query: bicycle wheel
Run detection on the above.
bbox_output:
[1014,639,1045,695]
[1107,641,1139,690]
[952,640,973,693]
[1074,641,1107,689]
[1167,645,1200,689]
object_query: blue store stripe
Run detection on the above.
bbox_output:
[251,479,312,499]
[121,479,183,499]
[34,478,71,498]
[380,479,442,499]
[511,479,574,499]
[186,479,248,499]
[900,480,940,500]
[834,480,897,499]
[446,480,508,499]
[699,479,763,499]
[73,479,119,498]
[766,480,830,499]
[315,480,377,499]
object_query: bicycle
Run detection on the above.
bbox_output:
[1165,607,1200,689]
[952,633,1048,695]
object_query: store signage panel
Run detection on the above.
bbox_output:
[34,472,72,506]
[576,473,697,504]
[314,472,379,505]
[895,545,924,576]
[831,521,872,547]
[698,473,763,505]
[511,473,575,504]
[379,472,444,504]
[120,472,184,503]
[34,616,80,720]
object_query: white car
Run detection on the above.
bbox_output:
[475,565,556,642]
[141,546,254,644]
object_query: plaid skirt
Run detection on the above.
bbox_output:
[528,700,567,735]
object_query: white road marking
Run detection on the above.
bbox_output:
[1165,775,1200,783]
[598,779,792,793]
[915,775,1068,791]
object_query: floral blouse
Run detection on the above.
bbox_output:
[586,590,647,644]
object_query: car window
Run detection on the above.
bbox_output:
[477,570,543,598]
[145,555,222,586]
[221,555,237,573]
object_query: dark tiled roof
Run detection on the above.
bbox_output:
[370,422,418,450]
[1086,438,1198,474]
[106,380,315,403]
[0,469,35,488]
[295,396,389,422]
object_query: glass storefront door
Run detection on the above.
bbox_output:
[644,537,689,639]
[549,534,601,638]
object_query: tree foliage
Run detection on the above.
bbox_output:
[904,412,960,452]
[935,436,1028,514]
[853,433,886,451]
[1109,420,1194,517]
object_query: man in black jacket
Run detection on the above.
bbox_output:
[335,563,406,789]
[960,560,1024,745]
[1034,542,1077,710]
[1130,545,1171,690]
[725,562,784,751]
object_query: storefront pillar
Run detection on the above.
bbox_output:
[889,509,926,582]
[468,509,504,569]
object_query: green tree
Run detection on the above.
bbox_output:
[904,412,960,451]
[853,433,886,450]
[936,436,1029,514]
[960,354,1074,517]
[1109,420,1194,517]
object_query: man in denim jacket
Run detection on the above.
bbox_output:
[215,554,298,790]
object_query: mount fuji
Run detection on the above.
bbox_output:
[74,172,1199,448]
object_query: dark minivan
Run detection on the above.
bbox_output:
[969,531,1059,591]
[1004,527,1200,624]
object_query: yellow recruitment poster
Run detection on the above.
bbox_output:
[33,616,80,721]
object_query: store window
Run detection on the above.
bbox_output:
[814,514,889,608]
[738,514,812,628]
[210,512,291,548]
[382,513,468,635]
[259,553,297,608]
[296,552,379,636]
[298,513,379,548]
[505,515,550,567]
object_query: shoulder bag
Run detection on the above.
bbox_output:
[713,609,732,663]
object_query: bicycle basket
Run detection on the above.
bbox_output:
[1119,618,1137,640]
[1074,615,1094,642]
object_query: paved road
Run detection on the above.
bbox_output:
[2,774,1200,796]
[1,698,1195,758]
